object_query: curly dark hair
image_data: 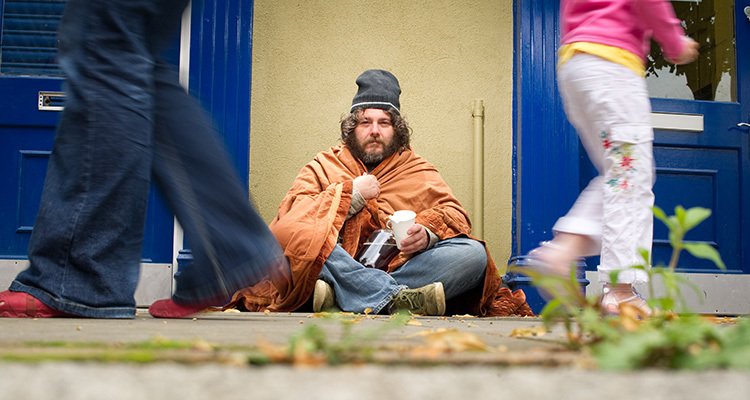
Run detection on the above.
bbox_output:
[340,107,411,150]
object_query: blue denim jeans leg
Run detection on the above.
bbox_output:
[320,237,487,313]
[10,0,287,318]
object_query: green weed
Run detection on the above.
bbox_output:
[515,206,750,370]
[252,311,411,366]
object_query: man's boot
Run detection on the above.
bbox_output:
[313,279,336,312]
[388,282,445,316]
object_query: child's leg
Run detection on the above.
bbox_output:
[529,54,614,275]
[599,136,654,285]
[546,54,653,314]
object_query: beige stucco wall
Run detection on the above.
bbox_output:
[249,0,514,269]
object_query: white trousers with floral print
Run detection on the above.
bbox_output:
[555,53,654,284]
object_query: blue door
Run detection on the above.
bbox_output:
[645,1,749,275]
[0,0,172,267]
[515,1,749,312]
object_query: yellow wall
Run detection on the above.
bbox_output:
[249,0,514,268]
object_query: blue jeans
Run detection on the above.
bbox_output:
[10,0,287,318]
[319,237,487,313]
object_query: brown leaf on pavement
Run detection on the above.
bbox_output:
[509,326,547,338]
[256,337,289,363]
[409,329,487,353]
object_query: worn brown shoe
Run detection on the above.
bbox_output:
[388,282,446,316]
[313,279,336,312]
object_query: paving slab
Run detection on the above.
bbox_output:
[0,311,565,350]
[0,311,748,400]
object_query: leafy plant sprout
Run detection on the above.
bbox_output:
[511,206,750,370]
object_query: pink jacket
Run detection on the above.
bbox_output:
[561,0,686,61]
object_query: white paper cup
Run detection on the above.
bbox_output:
[387,210,416,249]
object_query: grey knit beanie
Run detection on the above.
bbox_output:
[350,69,401,115]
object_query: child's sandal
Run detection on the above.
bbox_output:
[600,283,652,317]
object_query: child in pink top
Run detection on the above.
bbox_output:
[528,0,699,316]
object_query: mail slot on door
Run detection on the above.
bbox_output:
[38,91,66,111]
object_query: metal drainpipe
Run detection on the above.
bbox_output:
[472,99,484,239]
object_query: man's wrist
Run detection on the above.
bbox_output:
[347,185,366,219]
[420,224,439,250]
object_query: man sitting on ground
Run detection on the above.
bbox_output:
[226,69,532,317]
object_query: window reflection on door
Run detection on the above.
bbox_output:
[646,0,736,102]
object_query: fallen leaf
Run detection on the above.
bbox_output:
[509,326,547,338]
[410,328,487,352]
[706,316,736,324]
[311,312,331,318]
[256,337,289,363]
[344,316,364,324]
[191,338,214,352]
[566,332,583,345]
[408,346,444,359]
[292,337,327,367]
[617,303,644,332]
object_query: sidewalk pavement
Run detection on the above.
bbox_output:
[1,311,749,400]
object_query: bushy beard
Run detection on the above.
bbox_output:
[345,135,401,168]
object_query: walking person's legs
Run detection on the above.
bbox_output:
[3,0,188,318]
[147,62,288,317]
[529,54,653,315]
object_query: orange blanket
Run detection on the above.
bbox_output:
[226,145,532,316]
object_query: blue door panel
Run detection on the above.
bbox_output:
[0,77,63,126]
[652,145,741,273]
[0,77,59,259]
[0,137,51,258]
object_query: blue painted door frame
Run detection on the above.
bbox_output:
[513,1,749,278]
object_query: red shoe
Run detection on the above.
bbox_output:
[0,290,73,318]
[148,299,209,318]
